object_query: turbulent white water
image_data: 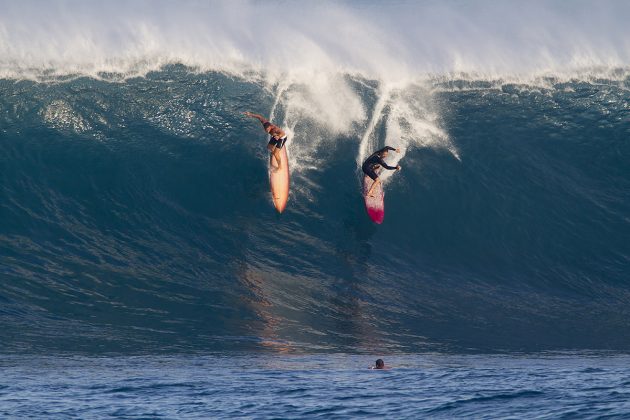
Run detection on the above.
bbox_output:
[2,0,629,79]
[1,0,628,172]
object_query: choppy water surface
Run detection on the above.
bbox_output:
[2,354,630,418]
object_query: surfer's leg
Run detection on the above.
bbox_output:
[367,178,380,197]
[273,148,282,169]
[267,140,279,170]
[364,167,379,196]
[273,137,286,170]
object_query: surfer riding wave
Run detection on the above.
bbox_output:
[362,146,401,197]
[244,111,287,171]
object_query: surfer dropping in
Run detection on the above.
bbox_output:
[243,111,287,170]
[362,146,401,197]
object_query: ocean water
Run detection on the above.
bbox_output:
[2,0,630,417]
[3,353,630,418]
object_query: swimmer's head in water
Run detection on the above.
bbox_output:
[375,359,384,369]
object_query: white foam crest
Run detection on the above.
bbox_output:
[264,72,366,176]
[3,0,628,187]
[357,87,391,167]
[1,0,630,81]
[282,73,365,136]
[358,82,457,183]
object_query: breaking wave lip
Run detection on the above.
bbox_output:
[2,0,630,81]
[6,60,628,188]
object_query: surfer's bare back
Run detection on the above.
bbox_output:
[244,112,287,170]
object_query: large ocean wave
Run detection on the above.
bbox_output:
[1,0,630,354]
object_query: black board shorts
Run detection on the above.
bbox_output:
[268,136,287,150]
[362,163,379,181]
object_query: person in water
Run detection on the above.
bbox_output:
[371,359,387,369]
[243,111,287,170]
[362,146,401,197]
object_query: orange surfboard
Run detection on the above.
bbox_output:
[269,147,290,213]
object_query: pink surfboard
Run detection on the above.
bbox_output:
[363,175,385,224]
[269,147,290,213]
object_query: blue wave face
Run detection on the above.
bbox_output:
[1,68,629,354]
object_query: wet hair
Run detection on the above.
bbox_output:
[375,359,384,369]
[263,122,272,130]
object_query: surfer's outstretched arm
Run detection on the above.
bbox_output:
[243,111,268,125]
[377,158,400,171]
[244,112,285,138]
[371,147,401,170]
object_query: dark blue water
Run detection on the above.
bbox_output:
[2,70,630,354]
